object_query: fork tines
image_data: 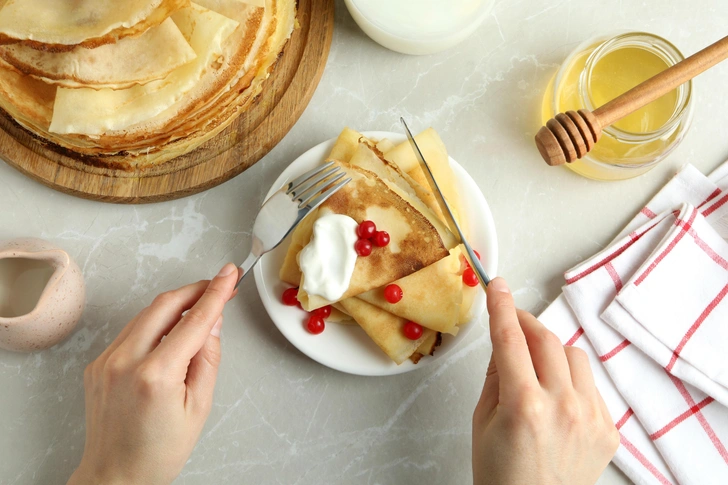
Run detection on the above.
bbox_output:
[286,161,351,210]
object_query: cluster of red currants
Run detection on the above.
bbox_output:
[281,220,484,340]
[354,220,389,256]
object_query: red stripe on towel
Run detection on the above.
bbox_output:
[634,208,697,286]
[605,262,623,292]
[615,408,634,430]
[666,284,728,372]
[599,340,631,362]
[620,433,674,485]
[564,327,585,346]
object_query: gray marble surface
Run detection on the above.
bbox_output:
[2,0,728,483]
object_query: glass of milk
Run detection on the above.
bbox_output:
[345,0,494,55]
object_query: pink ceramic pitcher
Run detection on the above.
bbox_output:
[0,238,85,352]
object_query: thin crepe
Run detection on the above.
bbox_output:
[348,140,448,232]
[50,4,239,135]
[411,331,442,364]
[384,128,467,236]
[328,126,367,163]
[0,0,188,50]
[0,59,54,134]
[0,0,296,169]
[280,206,319,286]
[337,297,434,365]
[280,149,458,288]
[357,246,467,335]
[297,162,450,311]
[0,18,197,90]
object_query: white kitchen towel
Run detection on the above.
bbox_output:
[539,297,678,485]
[538,163,725,484]
[603,198,728,405]
[613,164,721,242]
[562,205,728,484]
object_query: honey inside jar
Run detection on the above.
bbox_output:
[590,47,677,133]
[542,32,693,180]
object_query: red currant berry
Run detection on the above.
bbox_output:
[306,315,325,334]
[312,305,332,318]
[282,287,299,306]
[474,250,481,260]
[403,321,423,340]
[463,267,479,287]
[357,220,377,239]
[372,231,390,247]
[355,238,373,256]
[383,284,403,303]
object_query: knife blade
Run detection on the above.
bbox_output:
[400,117,491,290]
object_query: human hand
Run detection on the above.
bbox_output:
[68,263,241,485]
[472,277,619,485]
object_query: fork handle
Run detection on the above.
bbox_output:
[234,252,260,289]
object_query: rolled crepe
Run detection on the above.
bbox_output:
[329,304,355,325]
[328,126,365,163]
[411,332,442,364]
[297,163,450,311]
[349,141,446,222]
[338,297,434,365]
[357,246,466,335]
[383,127,468,237]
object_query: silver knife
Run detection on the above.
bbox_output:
[400,117,491,290]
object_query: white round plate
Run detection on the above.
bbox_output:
[254,132,498,376]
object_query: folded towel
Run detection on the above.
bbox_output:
[613,164,722,242]
[540,296,678,485]
[563,204,728,484]
[603,199,728,406]
[538,161,728,484]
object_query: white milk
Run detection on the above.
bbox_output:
[345,0,494,55]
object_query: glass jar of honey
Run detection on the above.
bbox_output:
[541,32,693,180]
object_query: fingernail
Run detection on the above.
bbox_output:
[489,277,510,293]
[217,263,236,278]
[211,316,223,338]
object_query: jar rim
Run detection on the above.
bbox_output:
[579,31,693,142]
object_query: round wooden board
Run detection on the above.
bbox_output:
[0,0,334,204]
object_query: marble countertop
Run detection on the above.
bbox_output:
[2,0,728,483]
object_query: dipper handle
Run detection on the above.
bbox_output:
[537,34,728,166]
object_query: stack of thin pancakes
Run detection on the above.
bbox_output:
[280,128,479,365]
[0,0,295,169]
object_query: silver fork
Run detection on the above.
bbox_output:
[234,161,351,288]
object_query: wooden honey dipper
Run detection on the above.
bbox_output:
[536,35,728,166]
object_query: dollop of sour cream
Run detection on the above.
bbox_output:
[299,214,359,301]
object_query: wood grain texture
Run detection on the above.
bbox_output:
[0,0,334,204]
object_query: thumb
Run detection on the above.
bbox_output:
[185,315,223,417]
[475,354,500,423]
